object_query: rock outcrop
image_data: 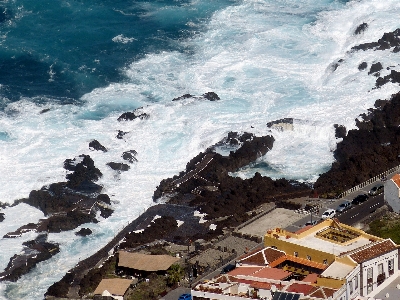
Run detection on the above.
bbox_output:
[89,139,107,152]
[315,92,400,197]
[0,234,59,282]
[153,132,311,220]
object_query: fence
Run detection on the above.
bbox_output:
[337,164,400,199]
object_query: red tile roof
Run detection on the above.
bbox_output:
[239,247,285,265]
[307,286,336,298]
[302,273,318,283]
[286,282,314,295]
[392,174,400,189]
[252,267,292,281]
[294,225,313,234]
[250,281,273,290]
[350,239,398,263]
[228,266,263,276]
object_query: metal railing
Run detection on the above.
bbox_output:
[337,164,400,198]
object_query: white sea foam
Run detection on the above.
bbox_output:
[1,0,400,299]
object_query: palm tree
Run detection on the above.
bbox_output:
[167,264,184,286]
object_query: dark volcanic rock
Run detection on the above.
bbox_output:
[376,70,400,88]
[354,23,368,35]
[172,94,193,101]
[40,108,51,114]
[314,92,400,197]
[107,162,130,171]
[203,92,220,101]
[117,107,149,121]
[267,118,294,131]
[153,132,311,220]
[172,92,220,102]
[75,228,93,236]
[64,155,102,193]
[89,140,107,152]
[46,272,74,298]
[122,150,138,163]
[0,234,59,282]
[47,210,97,233]
[368,62,383,75]
[0,212,4,222]
[358,62,368,71]
[334,124,347,139]
[116,130,128,139]
[119,216,178,249]
[352,28,400,52]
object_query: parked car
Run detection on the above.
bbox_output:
[351,194,369,205]
[321,208,336,220]
[178,293,192,300]
[221,263,236,274]
[304,220,318,227]
[336,200,352,213]
[369,184,384,196]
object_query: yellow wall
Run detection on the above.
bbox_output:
[264,235,336,265]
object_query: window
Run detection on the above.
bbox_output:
[378,263,384,275]
[349,281,353,294]
[307,255,311,260]
[388,258,394,276]
[377,263,386,286]
[354,275,358,290]
[294,251,298,257]
[367,267,373,293]
[323,259,328,265]
[367,267,373,282]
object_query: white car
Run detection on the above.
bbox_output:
[321,209,336,220]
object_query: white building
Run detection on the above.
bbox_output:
[191,219,399,300]
[384,174,400,212]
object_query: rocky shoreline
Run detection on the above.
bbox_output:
[1,26,400,300]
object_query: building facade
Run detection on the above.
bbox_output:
[191,219,399,300]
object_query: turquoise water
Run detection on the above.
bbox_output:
[0,0,237,104]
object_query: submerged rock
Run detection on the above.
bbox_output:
[117,107,150,121]
[354,23,368,35]
[203,92,220,101]
[116,130,128,139]
[358,62,368,71]
[172,93,193,101]
[267,118,294,131]
[89,139,107,152]
[75,228,92,236]
[122,150,138,163]
[0,234,59,282]
[107,162,130,171]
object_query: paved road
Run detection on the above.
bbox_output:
[337,194,384,224]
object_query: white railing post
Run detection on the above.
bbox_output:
[337,163,400,198]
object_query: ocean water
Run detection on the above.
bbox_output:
[0,0,400,298]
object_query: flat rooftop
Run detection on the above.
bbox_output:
[285,230,371,256]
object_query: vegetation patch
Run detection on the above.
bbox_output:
[367,214,400,244]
